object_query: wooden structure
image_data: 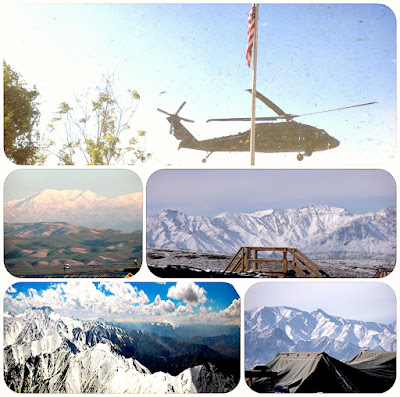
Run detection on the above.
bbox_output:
[373,268,392,278]
[225,247,329,278]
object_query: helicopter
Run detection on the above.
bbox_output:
[157,90,376,162]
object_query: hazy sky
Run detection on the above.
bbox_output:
[4,169,142,201]
[2,3,396,167]
[5,281,240,325]
[146,169,396,216]
[245,282,396,324]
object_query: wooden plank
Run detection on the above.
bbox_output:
[283,249,287,273]
[225,247,244,271]
[288,248,324,277]
[244,247,288,252]
[248,259,284,264]
[288,260,310,278]
[292,248,323,271]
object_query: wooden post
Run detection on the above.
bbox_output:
[283,249,287,274]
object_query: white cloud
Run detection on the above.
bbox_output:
[199,305,208,314]
[4,282,240,326]
[99,282,150,305]
[6,286,17,294]
[141,294,176,316]
[16,292,27,300]
[219,298,241,319]
[4,282,151,316]
[175,304,194,315]
[189,298,241,325]
[167,281,207,306]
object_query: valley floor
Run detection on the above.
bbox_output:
[6,262,141,277]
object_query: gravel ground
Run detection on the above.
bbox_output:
[146,247,395,278]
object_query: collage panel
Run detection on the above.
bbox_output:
[146,169,396,278]
[4,281,241,393]
[3,169,143,278]
[244,281,396,393]
[1,1,398,396]
[2,3,396,168]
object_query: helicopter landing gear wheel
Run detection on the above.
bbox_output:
[202,152,212,163]
[297,153,304,161]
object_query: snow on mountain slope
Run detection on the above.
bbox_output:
[4,189,143,232]
[42,344,230,393]
[4,307,235,393]
[245,306,396,369]
[147,206,396,259]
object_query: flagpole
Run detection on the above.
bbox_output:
[250,4,259,166]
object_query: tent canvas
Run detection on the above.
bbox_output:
[249,351,396,393]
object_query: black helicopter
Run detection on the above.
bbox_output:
[157,90,376,162]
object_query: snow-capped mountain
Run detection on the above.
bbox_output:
[245,306,396,369]
[4,189,143,232]
[147,206,396,259]
[4,307,236,393]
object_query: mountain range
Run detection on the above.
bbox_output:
[4,189,143,232]
[245,306,396,369]
[4,307,238,393]
[147,205,396,259]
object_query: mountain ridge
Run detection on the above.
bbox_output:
[4,189,143,232]
[245,305,396,369]
[4,306,237,393]
[147,205,396,259]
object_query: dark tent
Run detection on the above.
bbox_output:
[346,350,396,370]
[249,351,396,393]
[346,350,396,389]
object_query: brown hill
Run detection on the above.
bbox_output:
[4,222,142,276]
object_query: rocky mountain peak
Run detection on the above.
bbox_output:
[245,305,396,369]
[147,206,395,259]
[4,189,143,232]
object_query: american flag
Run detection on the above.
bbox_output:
[246,4,256,67]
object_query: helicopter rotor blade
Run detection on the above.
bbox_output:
[179,117,195,123]
[175,101,187,115]
[207,116,283,122]
[157,108,172,116]
[246,89,289,117]
[290,102,378,118]
[158,105,194,123]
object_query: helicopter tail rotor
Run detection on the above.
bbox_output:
[157,102,195,127]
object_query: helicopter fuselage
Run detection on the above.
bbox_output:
[158,91,376,161]
[173,119,340,156]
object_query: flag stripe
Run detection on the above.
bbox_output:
[246,4,256,67]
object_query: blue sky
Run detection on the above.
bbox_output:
[245,282,396,324]
[146,169,396,216]
[4,281,240,325]
[4,169,142,201]
[2,3,396,166]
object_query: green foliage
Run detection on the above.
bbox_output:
[3,61,50,164]
[49,74,151,165]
